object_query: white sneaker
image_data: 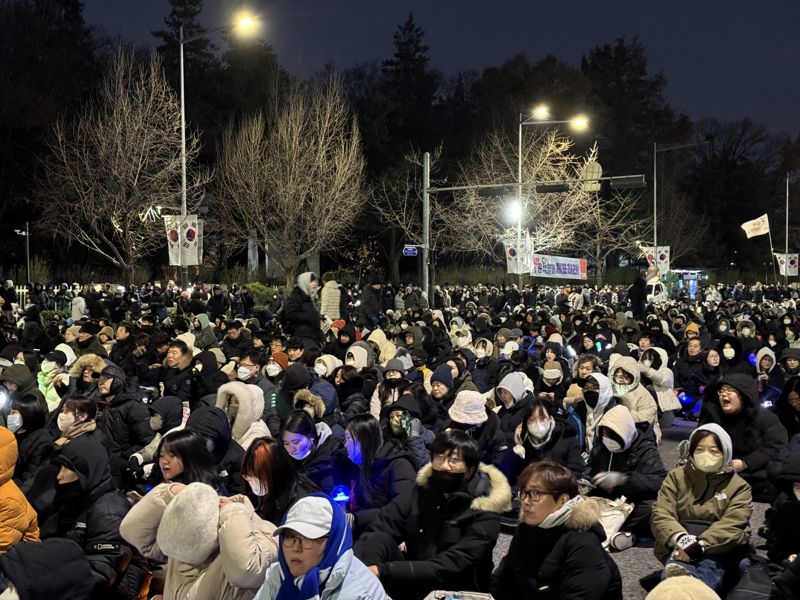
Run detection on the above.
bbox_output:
[610,532,636,551]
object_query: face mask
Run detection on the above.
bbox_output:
[584,390,600,409]
[741,328,751,337]
[603,437,624,453]
[266,364,281,377]
[237,366,254,381]
[244,475,267,497]
[314,363,327,377]
[345,357,356,366]
[149,414,163,432]
[784,318,791,325]
[13,358,25,366]
[41,359,57,374]
[430,469,465,494]
[613,382,636,397]
[769,340,777,347]
[57,412,76,433]
[475,349,487,359]
[6,414,21,433]
[289,444,312,461]
[527,418,554,440]
[722,348,735,360]
[456,336,469,348]
[693,452,724,473]
[400,323,409,330]
[642,359,653,368]
[383,377,402,389]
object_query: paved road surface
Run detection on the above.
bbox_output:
[491,418,769,599]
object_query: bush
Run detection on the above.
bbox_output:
[245,282,280,305]
[40,310,69,327]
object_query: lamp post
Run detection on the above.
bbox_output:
[652,139,709,251]
[517,105,589,285]
[179,11,258,288]
[786,171,800,284]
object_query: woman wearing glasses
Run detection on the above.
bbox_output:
[493,459,622,600]
[255,494,387,599]
[651,424,751,593]
[354,430,511,600]
[699,374,788,502]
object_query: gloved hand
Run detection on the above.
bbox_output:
[592,471,628,490]
[675,533,704,561]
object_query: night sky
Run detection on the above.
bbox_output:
[84,0,800,136]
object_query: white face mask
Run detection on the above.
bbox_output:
[57,412,76,433]
[642,359,653,368]
[237,366,254,381]
[741,328,751,337]
[265,363,281,377]
[769,340,777,347]
[722,348,735,360]
[603,437,624,453]
[527,418,554,440]
[41,360,57,374]
[693,452,724,473]
[475,349,487,359]
[6,414,21,433]
[456,335,469,348]
[244,475,267,497]
[314,363,327,377]
[289,445,312,461]
[400,323,409,330]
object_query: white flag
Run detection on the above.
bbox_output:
[165,215,203,266]
[641,246,671,275]
[775,253,799,276]
[504,242,524,274]
[741,214,770,239]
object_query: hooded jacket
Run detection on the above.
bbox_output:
[216,382,271,452]
[717,335,755,377]
[471,338,500,393]
[0,364,45,405]
[96,374,155,465]
[121,482,279,600]
[131,395,187,465]
[639,347,682,413]
[756,345,784,393]
[48,434,131,593]
[191,350,231,401]
[495,372,533,442]
[194,313,219,350]
[700,373,788,501]
[355,462,511,599]
[0,538,95,600]
[587,405,666,503]
[283,276,322,346]
[774,375,800,438]
[651,423,752,562]
[185,405,245,495]
[493,498,622,600]
[572,373,616,453]
[609,355,661,443]
[0,428,39,552]
[366,328,397,366]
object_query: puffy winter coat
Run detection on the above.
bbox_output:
[366,328,397,366]
[651,424,752,562]
[320,280,342,320]
[0,538,95,600]
[0,428,39,552]
[700,373,788,501]
[216,381,271,451]
[96,386,155,463]
[608,355,661,443]
[493,498,622,600]
[0,364,45,406]
[13,427,53,491]
[639,347,682,413]
[283,285,322,346]
[194,314,219,350]
[121,483,278,600]
[354,463,511,599]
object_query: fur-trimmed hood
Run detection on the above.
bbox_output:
[293,388,326,420]
[215,381,265,443]
[561,497,602,532]
[68,353,107,378]
[163,351,193,372]
[416,462,512,512]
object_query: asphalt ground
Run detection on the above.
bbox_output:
[491,418,769,599]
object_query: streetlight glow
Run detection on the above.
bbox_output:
[234,11,259,36]
[507,200,522,223]
[531,104,551,120]
[570,114,590,132]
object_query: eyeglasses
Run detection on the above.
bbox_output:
[718,385,738,396]
[432,452,464,468]
[517,488,555,503]
[282,532,327,550]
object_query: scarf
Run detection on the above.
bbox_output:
[55,421,97,447]
[275,493,352,600]
[538,495,584,530]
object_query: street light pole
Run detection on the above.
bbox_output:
[179,26,188,290]
[422,152,431,305]
[517,117,523,288]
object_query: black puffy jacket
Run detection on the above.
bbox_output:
[283,285,322,346]
[493,500,622,600]
[0,538,95,600]
[13,427,53,491]
[96,387,154,463]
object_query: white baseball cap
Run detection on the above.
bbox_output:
[274,496,333,539]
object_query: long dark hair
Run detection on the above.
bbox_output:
[150,430,221,489]
[346,414,383,504]
[281,410,318,445]
[241,437,313,520]
[11,394,47,431]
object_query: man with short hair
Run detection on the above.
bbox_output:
[355,430,510,599]
[221,320,251,360]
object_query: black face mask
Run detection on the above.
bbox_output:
[584,390,600,409]
[54,480,83,508]
[383,378,403,389]
[429,469,466,494]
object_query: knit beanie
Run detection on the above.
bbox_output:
[157,483,220,565]
[270,351,290,372]
[685,322,700,335]
[448,390,488,425]
[430,364,454,390]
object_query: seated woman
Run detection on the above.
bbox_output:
[380,393,434,471]
[609,356,661,443]
[497,396,585,486]
[586,405,666,542]
[700,374,788,502]
[8,393,53,491]
[651,424,751,594]
[774,376,800,439]
[146,429,223,491]
[281,410,338,493]
[493,459,622,600]
[336,414,416,535]
[241,437,319,525]
[254,494,388,599]
[121,481,278,599]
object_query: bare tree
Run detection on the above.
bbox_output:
[573,192,652,285]
[215,76,366,287]
[36,50,208,284]
[437,128,597,262]
[656,176,709,264]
